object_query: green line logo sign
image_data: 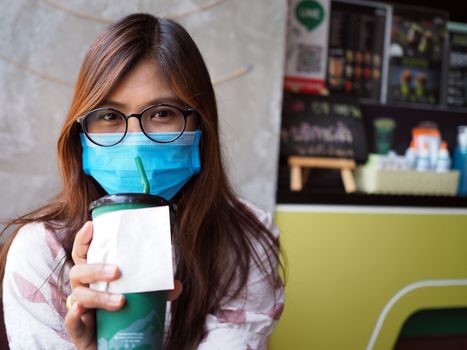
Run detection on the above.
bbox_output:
[296,0,325,31]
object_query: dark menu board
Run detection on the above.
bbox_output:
[280,92,368,163]
[327,0,390,101]
[387,5,448,105]
[446,22,467,107]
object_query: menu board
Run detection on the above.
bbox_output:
[445,22,467,107]
[280,92,368,163]
[386,5,448,105]
[327,0,391,102]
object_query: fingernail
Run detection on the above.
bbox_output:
[72,302,79,314]
[104,265,117,276]
[109,294,123,305]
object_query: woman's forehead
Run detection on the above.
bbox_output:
[104,58,178,110]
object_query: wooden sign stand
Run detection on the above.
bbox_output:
[288,156,357,193]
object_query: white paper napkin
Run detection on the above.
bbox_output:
[87,206,174,293]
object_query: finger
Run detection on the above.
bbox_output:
[72,221,93,265]
[70,264,121,290]
[64,302,87,340]
[167,280,183,302]
[79,308,96,348]
[72,286,125,311]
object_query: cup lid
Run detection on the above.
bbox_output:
[89,193,172,211]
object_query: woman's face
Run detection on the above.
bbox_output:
[98,57,198,133]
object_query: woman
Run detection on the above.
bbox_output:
[0,13,284,350]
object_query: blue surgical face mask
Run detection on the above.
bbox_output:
[80,131,201,200]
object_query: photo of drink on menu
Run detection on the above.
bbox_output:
[387,5,448,105]
[326,0,390,102]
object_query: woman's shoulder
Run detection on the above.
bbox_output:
[7,222,67,270]
[238,198,279,238]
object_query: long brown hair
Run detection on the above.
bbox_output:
[0,13,283,349]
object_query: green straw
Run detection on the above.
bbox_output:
[134,156,150,194]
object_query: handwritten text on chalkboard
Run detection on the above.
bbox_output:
[280,93,368,162]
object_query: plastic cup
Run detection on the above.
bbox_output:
[374,118,396,155]
[89,193,175,350]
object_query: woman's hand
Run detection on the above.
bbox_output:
[64,221,123,350]
[64,221,183,350]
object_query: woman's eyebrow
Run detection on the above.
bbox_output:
[144,97,186,106]
[99,99,125,108]
[100,97,186,109]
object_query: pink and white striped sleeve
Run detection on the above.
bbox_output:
[2,222,74,349]
[197,201,285,350]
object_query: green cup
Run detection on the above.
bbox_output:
[90,193,175,350]
[373,118,396,155]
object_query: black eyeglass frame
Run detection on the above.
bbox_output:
[76,103,196,147]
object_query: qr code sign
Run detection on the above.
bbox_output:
[297,44,322,73]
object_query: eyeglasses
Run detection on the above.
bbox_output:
[76,104,196,147]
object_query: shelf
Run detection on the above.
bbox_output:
[277,190,467,208]
[359,98,467,115]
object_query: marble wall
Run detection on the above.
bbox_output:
[0,0,286,225]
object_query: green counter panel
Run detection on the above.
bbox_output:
[269,208,467,350]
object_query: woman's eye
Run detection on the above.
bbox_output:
[153,110,170,118]
[150,109,176,120]
[101,113,119,121]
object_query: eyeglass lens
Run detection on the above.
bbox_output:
[84,105,187,146]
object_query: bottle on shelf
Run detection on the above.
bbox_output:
[405,140,417,169]
[416,144,430,171]
[453,126,467,195]
[435,141,451,172]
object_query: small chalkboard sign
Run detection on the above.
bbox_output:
[280,93,368,163]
